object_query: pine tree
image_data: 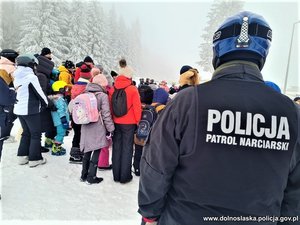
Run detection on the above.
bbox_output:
[198,0,244,73]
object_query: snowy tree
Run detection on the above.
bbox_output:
[0,1,3,49]
[17,0,72,64]
[1,1,22,50]
[198,0,244,73]
[127,19,142,75]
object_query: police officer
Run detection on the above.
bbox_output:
[138,11,300,225]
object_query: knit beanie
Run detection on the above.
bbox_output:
[80,64,92,80]
[264,81,281,93]
[180,65,193,75]
[0,49,19,63]
[91,67,101,77]
[92,74,108,87]
[41,47,51,56]
[84,56,94,64]
[153,88,169,105]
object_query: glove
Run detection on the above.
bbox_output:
[49,104,57,111]
[106,132,113,140]
[60,117,69,129]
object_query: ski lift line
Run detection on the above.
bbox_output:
[283,20,300,94]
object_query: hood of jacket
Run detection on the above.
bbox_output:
[58,65,68,73]
[36,55,54,77]
[0,56,16,75]
[85,82,106,93]
[114,75,132,89]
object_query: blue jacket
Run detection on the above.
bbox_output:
[51,95,70,127]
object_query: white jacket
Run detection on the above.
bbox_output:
[13,66,48,115]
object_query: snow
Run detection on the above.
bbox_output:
[0,119,141,225]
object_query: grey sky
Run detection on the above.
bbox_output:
[103,0,299,93]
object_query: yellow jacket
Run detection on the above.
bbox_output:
[58,65,73,93]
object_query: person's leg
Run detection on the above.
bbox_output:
[17,116,30,158]
[133,144,143,176]
[87,149,103,184]
[0,139,3,162]
[71,120,81,148]
[112,124,122,182]
[24,114,43,161]
[120,124,136,183]
[44,129,56,148]
[52,125,66,155]
[81,151,92,181]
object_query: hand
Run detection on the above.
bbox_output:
[145,222,157,225]
[60,117,69,129]
[106,132,113,139]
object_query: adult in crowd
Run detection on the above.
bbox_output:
[178,65,200,91]
[109,70,142,183]
[138,11,300,225]
[14,54,48,167]
[0,49,19,161]
[36,50,56,152]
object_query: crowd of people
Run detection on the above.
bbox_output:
[1,10,300,225]
[0,46,200,184]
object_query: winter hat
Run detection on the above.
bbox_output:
[153,88,169,105]
[138,85,153,105]
[41,47,51,56]
[293,96,300,102]
[111,70,118,78]
[179,67,200,87]
[119,66,133,78]
[91,67,101,77]
[180,65,193,75]
[92,74,108,87]
[64,60,75,69]
[265,81,281,93]
[0,49,19,63]
[84,56,94,64]
[80,64,92,80]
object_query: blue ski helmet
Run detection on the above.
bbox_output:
[212,11,272,70]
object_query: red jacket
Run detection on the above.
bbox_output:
[109,75,142,125]
[71,81,88,99]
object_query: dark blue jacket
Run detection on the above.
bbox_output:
[0,77,15,107]
[138,61,300,225]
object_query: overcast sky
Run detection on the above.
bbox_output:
[102,0,299,93]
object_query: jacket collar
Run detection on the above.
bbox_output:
[212,60,264,82]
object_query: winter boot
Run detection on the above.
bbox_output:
[52,143,66,156]
[29,157,47,168]
[44,138,54,148]
[69,147,83,163]
[80,156,90,182]
[86,162,103,184]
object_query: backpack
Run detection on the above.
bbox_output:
[134,105,159,146]
[71,92,100,125]
[111,86,129,117]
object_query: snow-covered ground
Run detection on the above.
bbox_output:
[0,119,141,225]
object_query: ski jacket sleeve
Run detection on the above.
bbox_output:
[280,104,300,224]
[131,86,142,124]
[30,75,48,107]
[99,93,115,133]
[0,77,15,106]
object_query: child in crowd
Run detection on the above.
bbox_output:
[80,74,115,184]
[50,81,70,155]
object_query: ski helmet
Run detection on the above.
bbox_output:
[212,11,272,70]
[52,80,67,92]
[16,54,39,69]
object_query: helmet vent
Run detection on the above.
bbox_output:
[236,16,250,48]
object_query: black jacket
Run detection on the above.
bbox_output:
[36,55,55,132]
[138,61,300,225]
